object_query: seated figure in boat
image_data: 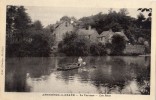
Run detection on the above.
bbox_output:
[78,57,83,66]
[78,57,86,66]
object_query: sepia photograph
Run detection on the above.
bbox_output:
[4,6,152,95]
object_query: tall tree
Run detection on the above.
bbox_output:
[119,8,129,16]
[137,13,145,28]
[60,16,71,22]
[110,34,126,55]
[33,20,43,30]
[6,6,32,56]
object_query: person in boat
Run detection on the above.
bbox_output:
[78,57,86,66]
[78,57,83,66]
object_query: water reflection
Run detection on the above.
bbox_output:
[5,56,150,94]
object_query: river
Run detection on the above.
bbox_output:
[5,56,150,94]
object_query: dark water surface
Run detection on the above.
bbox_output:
[5,56,150,94]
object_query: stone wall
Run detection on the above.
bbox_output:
[124,44,145,54]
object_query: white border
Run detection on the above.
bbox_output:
[0,0,155,100]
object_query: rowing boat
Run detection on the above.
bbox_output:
[57,63,80,71]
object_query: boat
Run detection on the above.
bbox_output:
[57,63,80,71]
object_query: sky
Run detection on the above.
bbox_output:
[25,6,148,27]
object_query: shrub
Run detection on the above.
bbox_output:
[58,33,90,56]
[90,43,100,56]
[110,34,126,55]
[90,42,107,56]
[29,30,52,56]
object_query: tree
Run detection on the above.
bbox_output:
[6,6,31,38]
[136,8,151,46]
[60,16,71,22]
[90,43,100,56]
[6,6,32,57]
[137,13,145,22]
[28,29,52,56]
[78,9,135,35]
[137,13,145,28]
[58,33,90,56]
[27,21,55,57]
[110,34,126,55]
[119,8,129,16]
[108,8,113,14]
[79,16,95,29]
[90,42,107,56]
[33,20,43,30]
[6,6,55,57]
[45,24,55,33]
[138,37,145,44]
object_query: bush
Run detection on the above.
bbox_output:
[110,34,126,55]
[90,43,100,56]
[90,42,107,56]
[29,29,53,57]
[58,33,90,56]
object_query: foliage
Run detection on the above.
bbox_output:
[28,29,52,56]
[25,23,55,56]
[135,9,151,46]
[45,24,55,33]
[6,6,55,57]
[59,33,107,56]
[33,20,43,30]
[90,42,107,56]
[79,8,151,45]
[90,43,100,56]
[79,9,134,33]
[60,16,71,22]
[110,34,126,55]
[6,6,32,57]
[136,13,151,29]
[58,33,90,56]
[6,6,32,31]
[6,7,151,57]
[118,8,129,16]
[137,13,146,22]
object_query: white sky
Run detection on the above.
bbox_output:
[25,6,149,27]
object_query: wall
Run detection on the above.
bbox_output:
[124,44,145,55]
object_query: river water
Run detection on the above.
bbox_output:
[5,56,150,94]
